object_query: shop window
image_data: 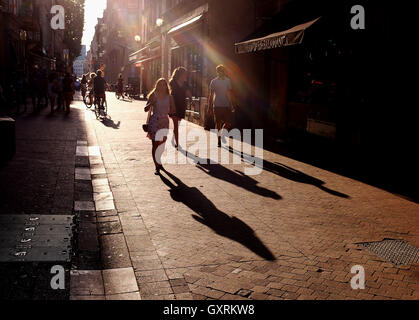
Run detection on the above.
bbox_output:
[171,42,203,99]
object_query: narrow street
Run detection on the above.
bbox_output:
[1,93,418,300]
[76,93,418,300]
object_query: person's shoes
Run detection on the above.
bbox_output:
[154,167,161,175]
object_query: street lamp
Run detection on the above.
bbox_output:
[156,18,164,27]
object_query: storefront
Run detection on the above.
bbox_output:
[129,39,161,97]
[235,1,373,146]
[164,9,208,123]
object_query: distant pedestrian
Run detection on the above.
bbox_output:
[81,74,88,102]
[145,78,176,175]
[62,72,74,114]
[56,72,64,110]
[29,66,41,112]
[208,65,235,147]
[116,73,124,98]
[16,73,28,114]
[39,69,49,109]
[87,72,96,104]
[48,73,59,114]
[169,67,192,149]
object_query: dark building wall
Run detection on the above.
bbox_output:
[207,0,257,125]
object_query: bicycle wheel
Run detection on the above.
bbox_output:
[94,98,100,119]
[85,95,93,109]
[102,99,108,117]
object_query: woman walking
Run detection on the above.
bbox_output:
[145,78,176,175]
[169,67,192,149]
[208,65,235,147]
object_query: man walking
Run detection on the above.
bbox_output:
[208,65,235,147]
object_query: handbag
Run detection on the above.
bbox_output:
[143,100,153,132]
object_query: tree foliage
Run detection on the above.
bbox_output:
[61,0,85,62]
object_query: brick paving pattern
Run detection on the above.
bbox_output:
[85,95,419,300]
[1,93,418,300]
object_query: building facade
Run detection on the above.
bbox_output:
[91,0,144,86]
[130,0,389,155]
[73,45,86,77]
[0,0,66,85]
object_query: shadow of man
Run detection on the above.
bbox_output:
[101,117,121,129]
[178,147,281,200]
[226,147,349,199]
[159,169,276,261]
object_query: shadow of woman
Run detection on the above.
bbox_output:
[226,147,349,199]
[178,147,281,200]
[159,169,276,261]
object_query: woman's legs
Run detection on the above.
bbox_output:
[172,117,180,147]
[152,140,166,173]
[152,140,159,171]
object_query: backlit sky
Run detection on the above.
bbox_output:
[82,0,107,51]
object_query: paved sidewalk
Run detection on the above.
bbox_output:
[83,94,419,300]
[0,99,88,299]
[1,93,418,300]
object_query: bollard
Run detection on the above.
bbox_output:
[0,117,16,161]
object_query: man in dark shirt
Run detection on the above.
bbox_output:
[94,70,106,95]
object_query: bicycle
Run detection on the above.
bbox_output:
[94,93,107,119]
[84,89,94,109]
[115,90,122,100]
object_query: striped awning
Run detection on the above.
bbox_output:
[235,17,321,54]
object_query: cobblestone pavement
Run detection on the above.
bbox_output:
[2,94,418,300]
[0,98,88,299]
[79,94,419,300]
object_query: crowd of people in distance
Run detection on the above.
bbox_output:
[0,66,76,116]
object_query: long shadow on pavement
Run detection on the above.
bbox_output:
[225,146,349,199]
[101,117,121,129]
[178,147,281,200]
[159,169,276,261]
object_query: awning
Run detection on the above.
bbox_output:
[235,17,321,54]
[134,55,162,66]
[129,46,150,62]
[168,14,203,34]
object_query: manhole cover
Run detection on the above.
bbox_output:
[359,239,419,266]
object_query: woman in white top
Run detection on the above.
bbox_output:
[208,65,235,147]
[145,78,176,175]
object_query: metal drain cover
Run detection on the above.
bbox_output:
[359,239,419,266]
[0,215,75,262]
